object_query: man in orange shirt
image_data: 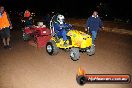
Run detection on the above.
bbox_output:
[0,6,12,49]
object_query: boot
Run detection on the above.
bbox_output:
[55,36,60,43]
[64,41,69,47]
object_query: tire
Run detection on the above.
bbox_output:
[70,48,80,61]
[87,45,95,56]
[46,40,59,55]
[76,75,87,86]
[22,33,31,41]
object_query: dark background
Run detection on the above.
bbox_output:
[0,0,132,20]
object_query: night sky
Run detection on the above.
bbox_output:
[0,0,132,18]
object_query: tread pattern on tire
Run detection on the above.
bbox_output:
[87,45,95,56]
[46,40,59,55]
[70,48,80,61]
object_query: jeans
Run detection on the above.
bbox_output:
[57,29,67,41]
[91,31,97,44]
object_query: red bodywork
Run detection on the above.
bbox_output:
[24,27,33,34]
[24,26,52,48]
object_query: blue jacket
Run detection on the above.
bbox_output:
[54,22,72,33]
[86,16,103,31]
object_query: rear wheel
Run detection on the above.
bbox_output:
[87,45,95,56]
[46,40,59,55]
[70,48,80,61]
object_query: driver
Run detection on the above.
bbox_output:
[53,14,71,46]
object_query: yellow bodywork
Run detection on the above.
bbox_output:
[51,30,92,49]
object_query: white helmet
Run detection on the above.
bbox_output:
[57,14,65,24]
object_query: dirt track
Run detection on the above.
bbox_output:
[0,28,132,88]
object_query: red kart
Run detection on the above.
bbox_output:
[22,22,52,48]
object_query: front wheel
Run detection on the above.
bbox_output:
[46,40,59,55]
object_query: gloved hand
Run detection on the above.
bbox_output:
[64,24,73,30]
[85,27,89,33]
[10,26,13,29]
[85,28,87,31]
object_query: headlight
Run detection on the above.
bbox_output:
[43,31,46,33]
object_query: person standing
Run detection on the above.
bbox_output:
[85,11,103,46]
[0,6,12,49]
[23,10,33,27]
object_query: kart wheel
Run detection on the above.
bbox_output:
[46,40,59,55]
[76,75,87,86]
[22,33,30,41]
[87,45,95,56]
[70,48,80,61]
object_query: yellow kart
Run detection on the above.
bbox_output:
[46,29,95,61]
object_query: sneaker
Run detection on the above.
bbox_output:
[55,37,60,43]
[6,45,12,49]
[92,44,95,47]
[56,39,60,43]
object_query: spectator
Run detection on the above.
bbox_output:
[22,10,33,27]
[0,6,12,49]
[86,11,103,46]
